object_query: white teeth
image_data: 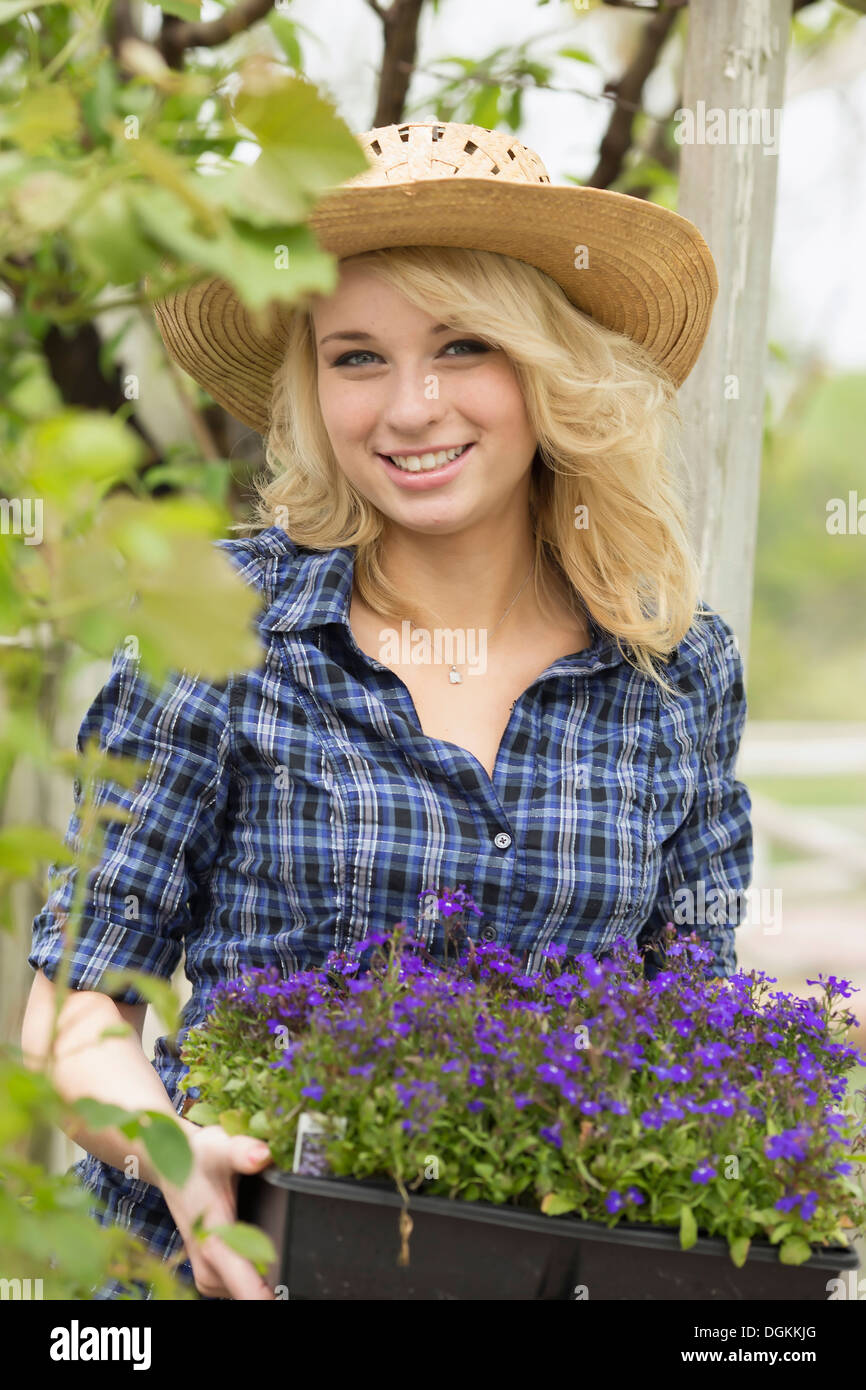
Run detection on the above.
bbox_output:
[387,444,468,472]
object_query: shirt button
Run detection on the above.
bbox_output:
[479,924,497,942]
[493,831,512,850]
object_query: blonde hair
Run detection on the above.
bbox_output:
[234,244,707,694]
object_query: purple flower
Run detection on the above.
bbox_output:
[765,1127,810,1162]
[513,1093,532,1109]
[691,1160,717,1184]
[806,974,858,999]
[626,1187,645,1206]
[538,1063,565,1084]
[605,1190,625,1214]
[540,1122,563,1149]
[542,942,568,960]
[356,931,390,950]
[467,1099,486,1113]
[300,1083,324,1101]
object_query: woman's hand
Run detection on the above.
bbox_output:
[159,1123,276,1301]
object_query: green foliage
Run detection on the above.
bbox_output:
[417,34,601,133]
[204,1221,276,1274]
[0,3,369,1298]
[751,369,866,718]
[0,1052,196,1298]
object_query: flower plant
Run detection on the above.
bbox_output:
[179,891,866,1268]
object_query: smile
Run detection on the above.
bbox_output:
[380,443,473,473]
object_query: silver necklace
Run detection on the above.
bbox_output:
[404,560,535,684]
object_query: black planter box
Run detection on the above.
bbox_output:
[236,1169,861,1301]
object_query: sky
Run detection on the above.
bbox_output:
[151,0,866,369]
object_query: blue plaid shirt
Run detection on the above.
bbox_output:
[29,522,753,1297]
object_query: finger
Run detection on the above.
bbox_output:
[230,1136,273,1174]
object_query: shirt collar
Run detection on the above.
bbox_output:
[254,525,637,673]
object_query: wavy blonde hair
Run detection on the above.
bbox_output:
[234,244,706,694]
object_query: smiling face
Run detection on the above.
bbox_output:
[310,259,539,536]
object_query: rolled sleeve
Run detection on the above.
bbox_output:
[29,647,232,1004]
[640,610,753,979]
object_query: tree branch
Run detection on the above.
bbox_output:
[586,7,680,189]
[157,0,277,69]
[368,0,426,127]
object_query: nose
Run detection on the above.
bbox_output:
[379,360,446,437]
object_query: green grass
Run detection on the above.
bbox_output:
[746,774,866,808]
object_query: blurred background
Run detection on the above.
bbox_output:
[1,0,863,1260]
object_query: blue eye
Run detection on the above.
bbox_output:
[332,339,490,367]
[443,339,490,356]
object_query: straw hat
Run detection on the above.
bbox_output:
[150,118,718,437]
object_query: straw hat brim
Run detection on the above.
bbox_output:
[151,179,718,437]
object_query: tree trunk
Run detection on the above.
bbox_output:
[675,0,794,681]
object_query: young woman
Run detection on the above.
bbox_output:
[22,120,752,1300]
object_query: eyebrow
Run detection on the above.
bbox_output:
[318,324,455,347]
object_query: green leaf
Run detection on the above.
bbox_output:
[541,1191,578,1216]
[206,1221,277,1274]
[560,48,595,65]
[628,1150,670,1171]
[779,1235,812,1266]
[97,1024,135,1041]
[158,0,201,18]
[185,1101,220,1126]
[0,825,75,876]
[70,185,160,287]
[728,1235,751,1268]
[68,1098,137,1130]
[768,1222,793,1245]
[133,184,337,310]
[9,169,82,233]
[470,86,501,131]
[0,87,79,154]
[267,14,303,69]
[24,410,143,504]
[139,1112,192,1187]
[182,1071,209,1089]
[572,1155,604,1191]
[56,494,264,683]
[0,0,53,19]
[218,1108,250,1136]
[679,1204,698,1251]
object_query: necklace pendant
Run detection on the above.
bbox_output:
[448,666,463,684]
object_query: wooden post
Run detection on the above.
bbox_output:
[675,0,793,679]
